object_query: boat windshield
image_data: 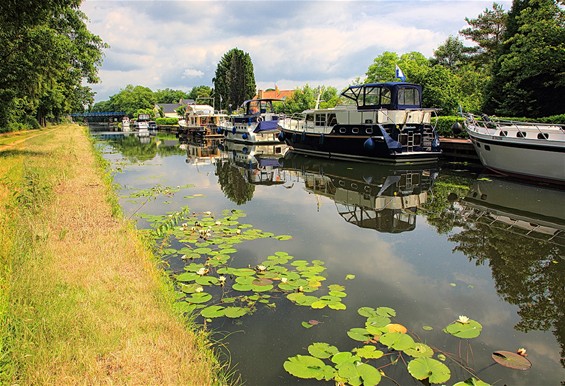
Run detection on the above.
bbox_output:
[245,99,278,115]
[340,83,422,110]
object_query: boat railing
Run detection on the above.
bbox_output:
[465,113,565,140]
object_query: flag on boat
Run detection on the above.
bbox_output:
[395,65,406,81]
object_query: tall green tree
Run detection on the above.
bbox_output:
[0,0,106,131]
[188,85,213,103]
[213,48,256,110]
[153,88,189,104]
[106,85,156,117]
[459,2,507,69]
[484,0,565,117]
[432,36,473,71]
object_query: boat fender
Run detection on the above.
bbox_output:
[216,127,223,134]
[451,122,462,135]
[232,126,236,134]
[319,133,324,145]
[364,138,376,151]
[242,133,249,140]
[278,131,285,142]
[218,143,224,151]
[242,147,249,154]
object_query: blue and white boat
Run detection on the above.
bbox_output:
[220,98,283,144]
[278,82,441,163]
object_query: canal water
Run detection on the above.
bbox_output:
[94,131,564,385]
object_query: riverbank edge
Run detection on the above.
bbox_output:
[0,124,228,384]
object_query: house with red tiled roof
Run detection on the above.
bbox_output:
[255,86,294,101]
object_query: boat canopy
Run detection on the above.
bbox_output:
[242,98,283,115]
[341,82,422,110]
[187,104,215,115]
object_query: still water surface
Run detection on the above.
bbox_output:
[95,132,564,385]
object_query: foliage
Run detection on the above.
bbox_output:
[155,117,179,125]
[213,48,256,110]
[434,116,467,138]
[188,86,213,102]
[153,88,189,104]
[0,0,106,131]
[281,85,340,114]
[432,36,474,70]
[459,2,507,69]
[484,0,565,117]
[215,159,255,204]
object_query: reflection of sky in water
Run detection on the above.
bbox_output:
[97,140,565,385]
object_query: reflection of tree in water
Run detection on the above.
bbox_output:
[109,135,157,162]
[450,210,565,372]
[215,159,255,205]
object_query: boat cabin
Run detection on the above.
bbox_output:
[243,98,282,116]
[341,82,423,110]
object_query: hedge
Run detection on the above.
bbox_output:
[155,117,179,125]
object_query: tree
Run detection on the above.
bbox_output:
[432,36,474,71]
[213,48,256,110]
[153,88,189,104]
[0,0,106,131]
[365,51,430,83]
[459,2,507,69]
[188,85,213,103]
[107,85,156,117]
[484,0,565,117]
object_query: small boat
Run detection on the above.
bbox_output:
[220,98,283,144]
[121,116,130,132]
[280,152,438,233]
[463,113,565,184]
[136,113,150,137]
[278,82,441,163]
[178,104,226,138]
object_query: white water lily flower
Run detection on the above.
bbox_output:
[181,254,188,260]
[219,276,226,282]
[517,348,527,357]
[196,267,208,276]
[215,221,222,226]
[236,229,241,235]
[281,278,288,283]
[457,315,470,324]
[182,223,188,228]
[204,211,212,216]
[195,286,204,293]
[256,265,266,271]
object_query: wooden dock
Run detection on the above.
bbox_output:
[439,137,479,162]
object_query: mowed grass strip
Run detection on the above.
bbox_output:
[0,124,224,384]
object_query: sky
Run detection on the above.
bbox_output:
[80,0,510,103]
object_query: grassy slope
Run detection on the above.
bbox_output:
[0,124,224,384]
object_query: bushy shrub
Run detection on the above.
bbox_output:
[434,116,467,138]
[155,117,178,125]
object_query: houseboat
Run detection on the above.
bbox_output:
[220,98,283,144]
[278,82,441,163]
[178,104,226,138]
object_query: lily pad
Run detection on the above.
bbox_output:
[453,377,491,386]
[185,292,212,304]
[444,319,482,339]
[404,343,434,358]
[224,306,248,318]
[491,351,532,370]
[200,305,225,318]
[308,343,338,359]
[347,327,374,342]
[380,332,416,351]
[283,355,335,381]
[407,357,451,384]
[354,345,384,359]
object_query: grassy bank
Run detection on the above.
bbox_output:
[0,124,224,384]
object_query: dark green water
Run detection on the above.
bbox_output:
[95,132,565,386]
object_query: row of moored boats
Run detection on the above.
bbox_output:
[176,81,563,185]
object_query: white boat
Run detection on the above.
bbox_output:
[178,104,226,138]
[278,82,441,163]
[220,98,283,144]
[463,113,565,184]
[121,116,130,132]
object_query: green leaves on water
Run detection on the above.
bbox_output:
[407,357,451,384]
[444,316,483,339]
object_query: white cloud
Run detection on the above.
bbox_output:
[81,0,511,102]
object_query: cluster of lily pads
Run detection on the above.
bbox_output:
[285,308,490,385]
[140,202,531,386]
[143,207,349,320]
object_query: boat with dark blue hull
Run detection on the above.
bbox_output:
[278,82,441,163]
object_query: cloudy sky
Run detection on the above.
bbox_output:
[81,0,509,102]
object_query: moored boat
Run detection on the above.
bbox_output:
[463,113,565,184]
[278,82,441,163]
[219,98,283,144]
[178,104,226,138]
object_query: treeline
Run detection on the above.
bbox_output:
[0,0,106,132]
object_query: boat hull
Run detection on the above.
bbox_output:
[467,129,565,184]
[279,130,441,163]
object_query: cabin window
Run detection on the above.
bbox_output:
[517,131,527,138]
[328,114,337,126]
[315,114,326,126]
[538,133,549,139]
[397,88,419,105]
[499,131,507,137]
[364,86,391,107]
[306,114,314,123]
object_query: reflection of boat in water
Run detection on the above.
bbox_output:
[281,153,438,233]
[462,176,565,244]
[463,113,565,184]
[179,135,222,166]
[220,141,287,185]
